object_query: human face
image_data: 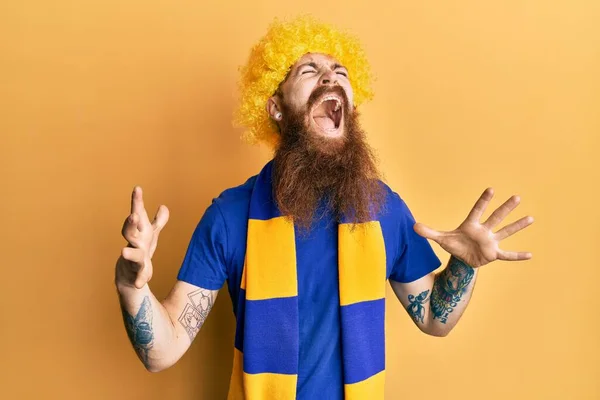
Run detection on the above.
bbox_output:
[269,53,355,139]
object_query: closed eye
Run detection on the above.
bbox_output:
[336,71,348,77]
[302,69,316,74]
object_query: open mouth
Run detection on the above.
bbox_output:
[310,94,344,137]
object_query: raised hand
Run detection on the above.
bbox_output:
[116,186,170,289]
[413,188,533,268]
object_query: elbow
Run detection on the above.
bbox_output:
[142,358,174,373]
[141,344,184,373]
[145,364,164,373]
[426,329,450,338]
[421,325,452,338]
[145,363,173,373]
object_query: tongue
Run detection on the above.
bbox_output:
[313,116,335,130]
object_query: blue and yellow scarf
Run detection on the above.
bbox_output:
[228,161,387,399]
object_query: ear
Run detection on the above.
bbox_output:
[267,96,282,121]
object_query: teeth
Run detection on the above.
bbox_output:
[319,95,342,110]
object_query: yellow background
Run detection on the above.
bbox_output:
[1,1,598,399]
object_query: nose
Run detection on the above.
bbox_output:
[319,70,338,86]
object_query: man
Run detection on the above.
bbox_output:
[115,16,533,399]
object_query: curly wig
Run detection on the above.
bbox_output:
[235,15,374,149]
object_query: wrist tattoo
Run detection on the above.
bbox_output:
[406,290,430,324]
[122,296,154,368]
[178,289,213,342]
[431,256,475,324]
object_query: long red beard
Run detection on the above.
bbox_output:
[272,86,386,232]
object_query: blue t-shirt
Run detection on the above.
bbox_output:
[177,173,441,399]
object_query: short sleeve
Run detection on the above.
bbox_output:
[389,196,442,283]
[177,201,228,290]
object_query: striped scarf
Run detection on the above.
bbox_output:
[228,161,387,399]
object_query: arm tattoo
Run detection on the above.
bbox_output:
[178,289,213,342]
[122,296,154,368]
[406,290,430,324]
[431,256,475,324]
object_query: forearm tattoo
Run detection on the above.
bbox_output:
[431,256,475,324]
[122,296,154,368]
[178,289,213,342]
[406,290,430,324]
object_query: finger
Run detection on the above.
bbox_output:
[121,212,138,238]
[121,246,145,266]
[121,213,145,244]
[497,249,533,261]
[151,205,170,233]
[134,262,152,289]
[466,187,494,223]
[483,195,521,229]
[130,186,149,224]
[495,215,534,241]
[414,222,444,242]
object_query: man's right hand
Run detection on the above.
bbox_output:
[116,186,170,289]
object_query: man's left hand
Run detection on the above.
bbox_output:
[414,188,534,268]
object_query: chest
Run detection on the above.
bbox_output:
[225,216,397,319]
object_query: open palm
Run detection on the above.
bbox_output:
[414,188,533,268]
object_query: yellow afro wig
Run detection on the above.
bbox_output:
[235,15,374,149]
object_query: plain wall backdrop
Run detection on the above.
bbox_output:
[1,1,599,399]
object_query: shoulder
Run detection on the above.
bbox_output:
[377,181,411,220]
[208,174,257,224]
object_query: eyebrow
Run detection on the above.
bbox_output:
[295,62,348,74]
[295,62,318,72]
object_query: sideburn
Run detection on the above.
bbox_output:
[272,92,386,233]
